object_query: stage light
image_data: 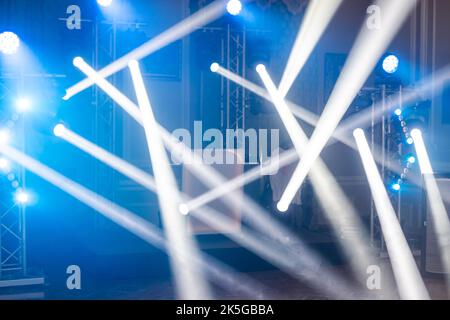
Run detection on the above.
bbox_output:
[0,129,10,145]
[392,183,401,191]
[277,1,418,211]
[65,1,229,99]
[407,156,416,164]
[16,97,31,112]
[210,62,219,73]
[226,0,242,16]
[406,137,414,145]
[73,58,348,296]
[353,128,430,300]
[256,64,266,74]
[15,190,29,204]
[411,128,450,282]
[97,0,112,7]
[179,203,189,215]
[394,108,402,116]
[382,54,399,74]
[0,31,20,55]
[53,124,66,137]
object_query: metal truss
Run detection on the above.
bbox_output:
[225,24,247,131]
[0,201,24,277]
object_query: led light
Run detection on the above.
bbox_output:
[226,0,242,16]
[210,62,219,73]
[97,0,112,7]
[179,203,190,215]
[406,137,414,145]
[382,54,399,74]
[256,64,266,74]
[394,108,402,116]
[407,156,416,164]
[392,183,401,191]
[0,31,20,55]
[15,190,29,204]
[53,124,66,137]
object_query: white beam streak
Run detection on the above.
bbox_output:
[279,0,419,210]
[353,128,429,300]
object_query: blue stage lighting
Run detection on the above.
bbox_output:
[16,97,32,112]
[227,0,242,16]
[382,54,399,74]
[407,156,416,164]
[394,108,402,116]
[210,62,219,73]
[0,31,20,55]
[392,183,401,191]
[406,137,414,145]
[97,0,112,8]
[15,190,29,205]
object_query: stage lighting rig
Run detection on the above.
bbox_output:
[0,31,20,55]
[227,0,242,16]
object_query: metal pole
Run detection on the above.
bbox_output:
[370,92,376,246]
[380,85,386,252]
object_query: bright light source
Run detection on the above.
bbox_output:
[406,137,414,145]
[0,32,20,55]
[97,0,112,7]
[226,0,242,16]
[408,156,416,164]
[0,157,9,171]
[179,203,189,215]
[256,64,266,74]
[392,183,401,191]
[15,190,29,204]
[65,1,230,99]
[278,0,343,98]
[210,62,219,73]
[382,54,399,74]
[0,129,10,145]
[16,97,31,112]
[394,108,402,116]
[53,124,66,137]
[353,127,430,300]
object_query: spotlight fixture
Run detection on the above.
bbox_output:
[210,62,219,73]
[178,203,190,215]
[15,190,29,205]
[406,137,414,145]
[97,0,112,8]
[382,54,399,74]
[0,31,20,55]
[53,124,66,137]
[226,0,242,16]
[255,64,266,74]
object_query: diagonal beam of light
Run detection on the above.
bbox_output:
[278,0,419,210]
[63,0,230,100]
